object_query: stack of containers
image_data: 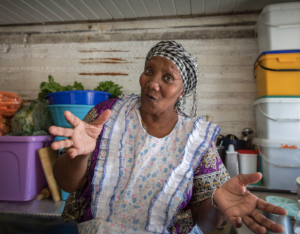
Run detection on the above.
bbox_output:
[253,3,300,191]
[46,90,112,200]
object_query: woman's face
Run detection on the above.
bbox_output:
[139,56,184,116]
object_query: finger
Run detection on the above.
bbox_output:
[237,172,262,187]
[228,216,243,228]
[91,109,111,127]
[257,199,288,216]
[66,148,79,159]
[243,215,266,234]
[49,125,74,137]
[51,139,73,151]
[251,209,285,233]
[64,111,82,128]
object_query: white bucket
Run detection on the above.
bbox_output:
[254,97,300,140]
[256,3,300,53]
[253,138,300,191]
[237,150,257,174]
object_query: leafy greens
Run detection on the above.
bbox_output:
[38,75,122,100]
[38,75,84,101]
[94,81,123,98]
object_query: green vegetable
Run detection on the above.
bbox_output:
[11,100,53,136]
[94,81,123,98]
[38,75,85,101]
[73,81,84,90]
[38,75,121,100]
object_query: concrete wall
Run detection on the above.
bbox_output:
[0,14,259,137]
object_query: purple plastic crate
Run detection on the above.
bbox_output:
[0,135,54,201]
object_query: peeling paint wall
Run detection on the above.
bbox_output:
[0,14,259,137]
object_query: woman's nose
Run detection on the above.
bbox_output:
[146,75,160,91]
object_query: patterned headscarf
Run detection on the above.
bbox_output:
[145,41,199,117]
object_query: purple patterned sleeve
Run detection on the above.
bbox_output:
[169,142,230,234]
[190,142,230,206]
[61,98,119,223]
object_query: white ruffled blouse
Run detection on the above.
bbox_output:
[78,94,221,234]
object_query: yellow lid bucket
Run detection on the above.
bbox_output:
[254,51,300,98]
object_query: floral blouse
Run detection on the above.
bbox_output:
[61,97,230,233]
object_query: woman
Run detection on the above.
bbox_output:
[51,41,287,234]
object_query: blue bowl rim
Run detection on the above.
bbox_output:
[47,104,95,108]
[45,90,112,99]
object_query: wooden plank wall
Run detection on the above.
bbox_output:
[0,14,259,137]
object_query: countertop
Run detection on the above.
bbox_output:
[0,199,65,217]
[0,199,78,234]
[0,190,298,234]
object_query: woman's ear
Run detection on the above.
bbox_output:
[179,91,184,100]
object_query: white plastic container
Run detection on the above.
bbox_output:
[256,3,300,53]
[253,138,300,191]
[237,150,257,174]
[225,144,239,178]
[254,97,300,140]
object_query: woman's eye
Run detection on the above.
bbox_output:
[164,76,173,82]
[145,69,152,74]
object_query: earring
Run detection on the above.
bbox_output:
[179,96,182,99]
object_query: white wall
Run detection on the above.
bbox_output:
[0,14,259,137]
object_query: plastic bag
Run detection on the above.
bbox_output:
[11,100,53,136]
[0,91,22,118]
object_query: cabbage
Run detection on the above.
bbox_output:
[11,100,53,136]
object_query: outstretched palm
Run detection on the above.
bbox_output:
[49,110,111,158]
[214,173,287,233]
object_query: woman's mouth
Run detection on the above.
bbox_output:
[146,94,156,101]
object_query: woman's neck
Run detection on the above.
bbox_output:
[139,107,178,138]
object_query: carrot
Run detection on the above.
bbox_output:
[3,103,18,106]
[0,111,15,115]
[0,91,18,98]
[4,109,15,112]
[0,112,16,118]
[1,102,17,106]
[2,96,16,101]
[0,109,15,113]
[0,106,7,110]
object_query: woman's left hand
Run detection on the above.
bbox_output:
[213,172,287,233]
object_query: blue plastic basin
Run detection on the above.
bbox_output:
[46,90,112,105]
[48,104,94,128]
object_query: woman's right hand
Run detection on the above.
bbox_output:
[49,109,111,159]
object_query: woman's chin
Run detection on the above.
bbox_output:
[140,105,158,115]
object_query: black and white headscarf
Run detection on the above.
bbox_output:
[145,41,199,118]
